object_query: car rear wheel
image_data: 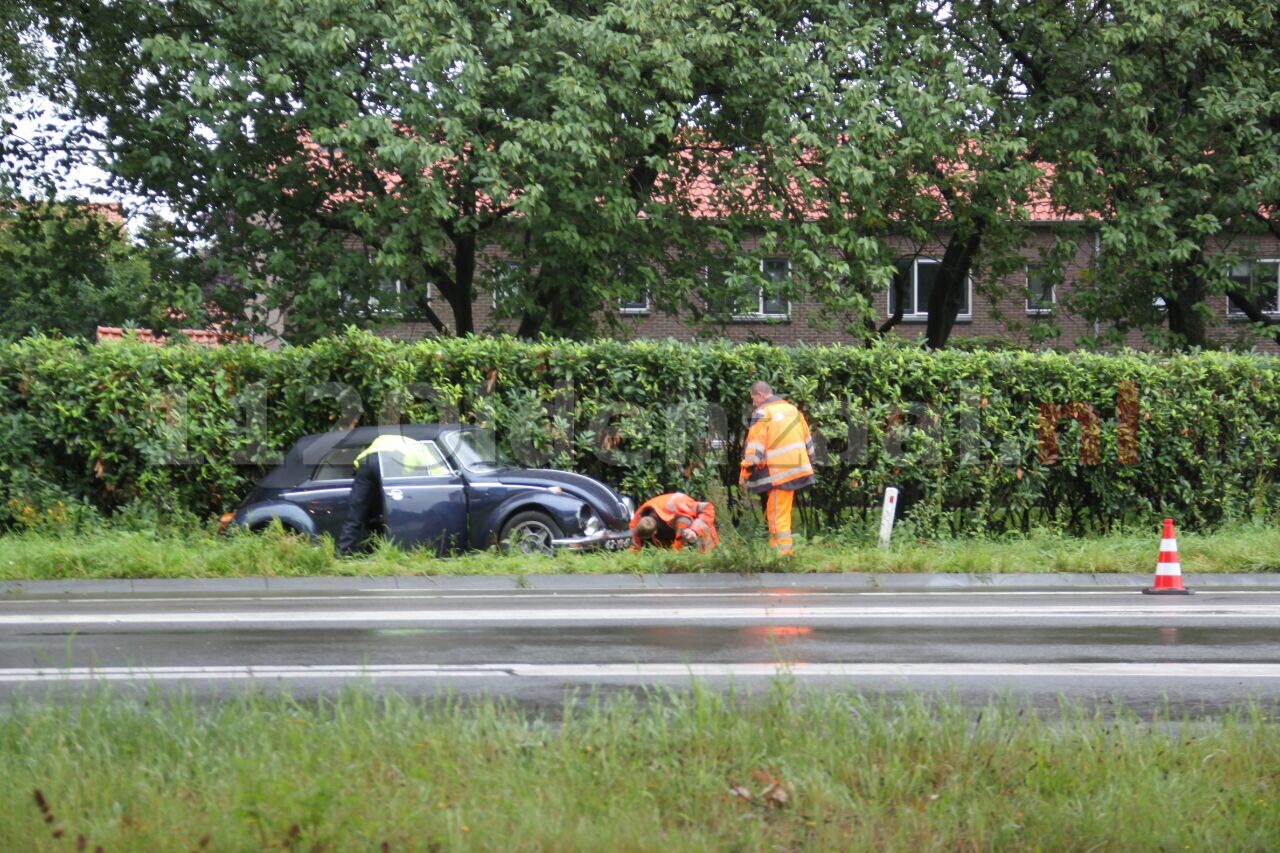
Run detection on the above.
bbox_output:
[251,519,308,538]
[498,511,563,556]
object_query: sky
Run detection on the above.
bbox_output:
[6,94,160,225]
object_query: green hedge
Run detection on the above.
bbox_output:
[2,330,1278,536]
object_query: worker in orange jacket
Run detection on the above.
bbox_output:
[629,492,719,552]
[738,380,815,556]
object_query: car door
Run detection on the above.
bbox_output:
[296,444,365,542]
[378,440,468,554]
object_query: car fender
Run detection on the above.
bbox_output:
[235,502,319,539]
[478,489,587,547]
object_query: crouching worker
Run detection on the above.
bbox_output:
[629,492,719,552]
[336,434,438,556]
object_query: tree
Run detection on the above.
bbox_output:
[19,1,884,341]
[1,0,44,197]
[29,0,1050,345]
[866,0,1280,351]
[34,0,1276,351]
[875,0,1126,351]
[674,5,986,347]
[0,200,208,340]
[1028,0,1280,350]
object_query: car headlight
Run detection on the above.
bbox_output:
[582,512,603,536]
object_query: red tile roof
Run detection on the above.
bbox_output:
[95,326,232,346]
[302,129,1087,224]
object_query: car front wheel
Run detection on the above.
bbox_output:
[498,511,564,556]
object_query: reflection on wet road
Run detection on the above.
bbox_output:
[3,580,1279,716]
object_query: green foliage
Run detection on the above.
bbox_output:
[1024,0,1280,349]
[0,201,208,340]
[24,0,935,343]
[1,331,1278,537]
[10,0,1280,349]
[0,0,43,196]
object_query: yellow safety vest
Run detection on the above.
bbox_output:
[354,435,437,472]
[740,397,815,493]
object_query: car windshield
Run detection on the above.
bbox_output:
[441,428,514,473]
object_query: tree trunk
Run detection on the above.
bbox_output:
[924,223,986,349]
[410,295,447,336]
[876,273,906,337]
[515,291,545,339]
[448,231,476,336]
[516,148,666,341]
[515,266,599,340]
[1166,270,1208,349]
[1226,289,1280,347]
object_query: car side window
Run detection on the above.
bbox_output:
[312,446,363,481]
[381,440,453,478]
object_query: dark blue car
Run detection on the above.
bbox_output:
[223,425,635,555]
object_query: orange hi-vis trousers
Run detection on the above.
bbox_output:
[765,489,795,556]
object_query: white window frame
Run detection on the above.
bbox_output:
[618,294,651,314]
[612,260,652,314]
[727,257,791,320]
[888,258,972,320]
[489,260,524,311]
[755,257,792,318]
[344,278,429,318]
[702,257,792,321]
[1024,264,1055,315]
[1226,259,1280,318]
[618,290,651,314]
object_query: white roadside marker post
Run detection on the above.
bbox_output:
[878,486,899,549]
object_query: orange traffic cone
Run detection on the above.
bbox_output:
[1143,517,1192,595]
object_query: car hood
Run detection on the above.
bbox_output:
[473,468,631,526]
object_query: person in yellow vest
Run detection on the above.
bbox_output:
[737,381,815,556]
[629,492,719,552]
[336,434,438,556]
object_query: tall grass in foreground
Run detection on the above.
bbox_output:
[2,686,1279,850]
[3,521,1280,580]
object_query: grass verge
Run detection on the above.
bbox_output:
[2,685,1279,850]
[1,520,1279,581]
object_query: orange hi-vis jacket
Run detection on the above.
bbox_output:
[740,396,815,494]
[629,492,719,551]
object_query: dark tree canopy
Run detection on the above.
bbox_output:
[3,0,1278,348]
[0,202,208,341]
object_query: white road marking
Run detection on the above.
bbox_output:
[3,589,1271,609]
[0,603,1275,628]
[3,662,1280,684]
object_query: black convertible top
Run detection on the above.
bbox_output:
[258,424,455,488]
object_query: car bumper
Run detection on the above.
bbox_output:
[551,529,633,550]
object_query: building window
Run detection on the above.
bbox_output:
[618,269,651,314]
[702,258,738,317]
[1025,264,1055,314]
[488,260,526,314]
[756,257,791,317]
[705,257,791,320]
[341,278,429,319]
[699,258,786,320]
[889,258,971,320]
[1226,260,1280,317]
[619,292,650,314]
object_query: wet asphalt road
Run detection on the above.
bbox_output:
[2,573,1279,717]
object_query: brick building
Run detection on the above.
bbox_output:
[258,141,1280,352]
[374,219,1280,353]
